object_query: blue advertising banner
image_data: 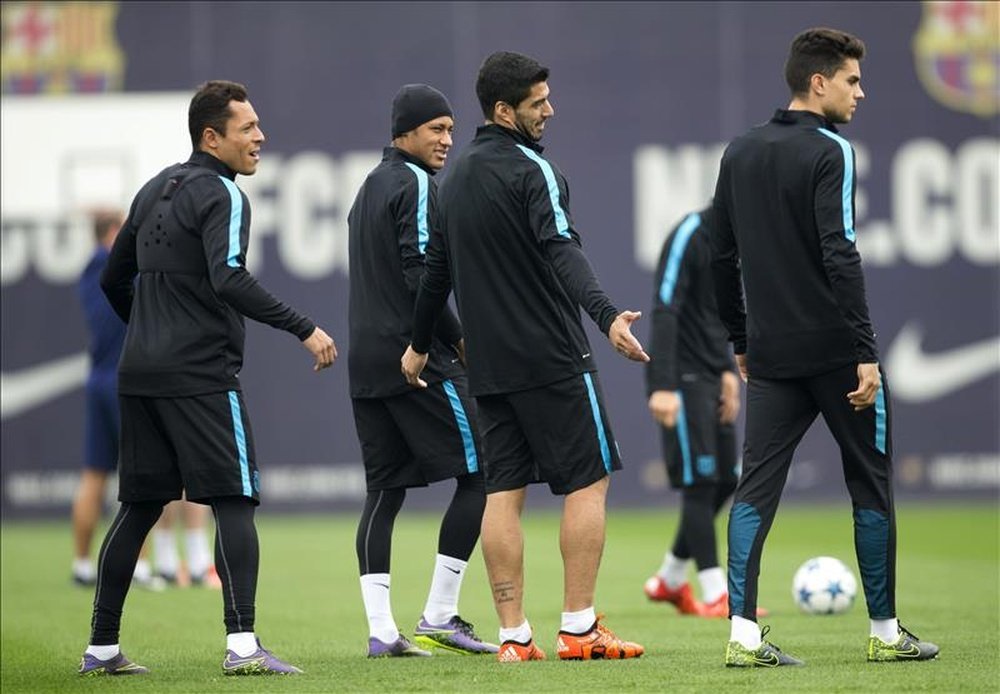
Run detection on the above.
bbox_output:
[2,1,997,516]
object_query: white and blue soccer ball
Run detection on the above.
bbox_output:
[792,556,858,615]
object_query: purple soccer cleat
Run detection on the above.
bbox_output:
[414,615,500,655]
[79,651,149,676]
[367,635,433,658]
[222,639,303,675]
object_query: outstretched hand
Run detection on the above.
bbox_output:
[608,310,650,362]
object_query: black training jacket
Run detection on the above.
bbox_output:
[101,151,315,397]
[347,147,464,398]
[710,109,878,379]
[412,124,619,396]
[646,207,735,395]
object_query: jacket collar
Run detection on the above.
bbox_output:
[771,109,839,133]
[384,146,438,176]
[188,150,237,180]
[475,123,545,153]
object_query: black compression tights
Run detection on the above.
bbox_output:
[671,481,737,570]
[211,497,259,635]
[88,497,260,644]
[89,501,165,645]
[437,472,485,561]
[356,472,486,575]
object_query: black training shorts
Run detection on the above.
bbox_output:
[476,371,622,496]
[659,377,738,489]
[352,375,481,491]
[118,391,260,505]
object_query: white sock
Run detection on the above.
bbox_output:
[499,620,532,644]
[186,530,212,577]
[657,551,689,588]
[133,558,152,581]
[730,615,761,649]
[871,618,899,643]
[73,558,96,580]
[422,554,466,625]
[152,530,178,575]
[226,632,257,657]
[698,567,727,603]
[560,606,596,634]
[85,644,120,660]
[360,573,398,643]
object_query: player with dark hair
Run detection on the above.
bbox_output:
[78,80,336,677]
[641,205,747,619]
[711,28,939,667]
[402,51,647,663]
[347,83,495,658]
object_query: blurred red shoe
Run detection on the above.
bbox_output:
[643,576,703,615]
[192,565,223,589]
[700,592,769,618]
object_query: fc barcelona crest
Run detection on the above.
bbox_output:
[913,0,1000,117]
[1,1,123,94]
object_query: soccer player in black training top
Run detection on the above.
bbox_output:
[79,80,336,677]
[347,84,495,658]
[710,28,939,667]
[642,205,751,619]
[402,51,647,662]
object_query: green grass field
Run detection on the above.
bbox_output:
[2,503,997,692]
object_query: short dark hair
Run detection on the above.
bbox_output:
[784,28,865,96]
[188,80,249,149]
[475,51,549,120]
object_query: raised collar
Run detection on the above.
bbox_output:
[188,150,237,180]
[771,109,839,133]
[475,123,545,153]
[384,146,438,176]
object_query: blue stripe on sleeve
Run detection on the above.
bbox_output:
[442,379,479,473]
[227,391,252,496]
[817,128,856,242]
[514,144,570,238]
[583,373,612,473]
[659,212,700,306]
[217,176,244,268]
[403,163,430,254]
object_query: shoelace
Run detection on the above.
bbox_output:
[452,616,477,638]
[897,623,920,642]
[759,625,785,652]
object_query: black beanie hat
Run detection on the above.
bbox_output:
[391,84,453,138]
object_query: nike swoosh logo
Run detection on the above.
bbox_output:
[1,352,90,420]
[755,651,780,666]
[445,566,461,574]
[884,323,1000,403]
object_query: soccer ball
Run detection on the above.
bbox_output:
[792,556,858,615]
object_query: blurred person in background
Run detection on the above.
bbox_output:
[347,84,495,658]
[71,209,164,593]
[152,497,221,588]
[401,51,648,663]
[77,80,336,677]
[711,27,939,667]
[642,204,765,619]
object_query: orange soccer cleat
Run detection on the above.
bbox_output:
[497,639,547,663]
[556,615,644,660]
[643,576,703,615]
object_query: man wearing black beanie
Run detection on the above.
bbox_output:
[346,84,496,658]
